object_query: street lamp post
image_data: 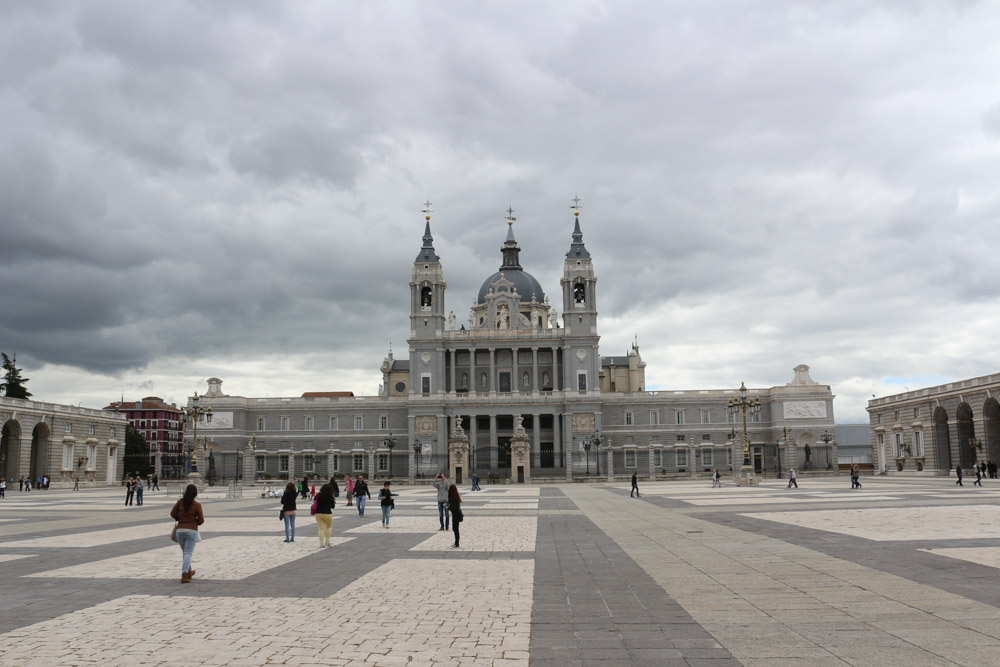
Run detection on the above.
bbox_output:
[180,392,212,482]
[821,431,834,470]
[384,433,396,478]
[727,381,761,486]
[412,440,422,479]
[583,438,591,475]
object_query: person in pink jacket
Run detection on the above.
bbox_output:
[344,473,355,506]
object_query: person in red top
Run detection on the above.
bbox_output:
[170,484,205,583]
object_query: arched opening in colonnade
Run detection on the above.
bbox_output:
[30,423,50,482]
[957,403,977,469]
[1,420,22,480]
[984,399,1000,465]
[934,407,951,471]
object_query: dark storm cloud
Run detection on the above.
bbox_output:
[1,0,998,421]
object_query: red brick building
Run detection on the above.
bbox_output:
[103,397,186,479]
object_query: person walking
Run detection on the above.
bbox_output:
[448,484,463,549]
[0,477,6,498]
[379,481,396,528]
[433,473,451,531]
[280,481,298,542]
[73,477,79,491]
[711,469,721,488]
[974,464,983,487]
[630,471,640,498]
[152,474,159,491]
[299,476,308,500]
[170,484,204,583]
[344,473,355,506]
[354,475,370,516]
[125,477,135,506]
[787,468,798,488]
[314,483,335,547]
[471,473,480,491]
[24,477,31,492]
[135,477,144,506]
[956,464,964,486]
[19,476,24,492]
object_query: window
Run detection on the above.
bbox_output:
[625,411,634,426]
[421,376,431,394]
[914,431,923,457]
[877,433,884,448]
[63,444,73,470]
[329,417,338,430]
[676,449,688,466]
[702,448,713,466]
[304,455,314,472]
[86,444,96,471]
[675,411,685,425]
[624,450,636,467]
[650,434,660,443]
[894,433,902,458]
[727,412,735,424]
[649,411,659,425]
[206,413,212,424]
[379,415,389,430]
[877,414,882,424]
[110,427,116,437]
[330,453,339,472]
[280,455,289,472]
[65,423,72,433]
[256,456,265,472]
[577,372,587,391]
[676,435,686,442]
[913,407,920,419]
[257,416,266,431]
[751,412,760,423]
[702,434,711,441]
[378,453,388,472]
[280,416,290,431]
[894,410,900,422]
[305,417,314,431]
[653,450,661,466]
[353,453,364,471]
[701,410,710,424]
[354,416,364,430]
[88,425,95,435]
[727,448,733,465]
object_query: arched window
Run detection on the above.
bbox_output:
[573,281,586,304]
[420,286,432,307]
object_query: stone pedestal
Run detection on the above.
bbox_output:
[243,447,256,483]
[510,414,531,484]
[448,417,470,486]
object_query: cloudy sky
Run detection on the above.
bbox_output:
[2,1,998,423]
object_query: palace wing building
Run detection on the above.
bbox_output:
[191,208,836,483]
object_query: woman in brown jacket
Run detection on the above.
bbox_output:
[170,484,204,583]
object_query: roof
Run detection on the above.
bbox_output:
[477,269,546,305]
[602,356,630,366]
[389,360,409,371]
[300,391,356,398]
[102,397,180,412]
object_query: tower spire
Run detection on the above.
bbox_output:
[500,205,522,270]
[566,195,591,259]
[415,200,439,262]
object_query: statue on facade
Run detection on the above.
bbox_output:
[550,309,558,328]
[449,310,456,330]
[804,443,812,462]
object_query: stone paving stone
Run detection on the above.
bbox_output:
[742,505,1000,540]
[410,517,537,551]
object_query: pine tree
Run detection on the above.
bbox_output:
[1,353,32,399]
[124,423,151,478]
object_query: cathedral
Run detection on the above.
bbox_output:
[192,205,836,484]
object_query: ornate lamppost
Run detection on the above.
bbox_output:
[821,431,834,470]
[180,392,212,481]
[384,433,396,477]
[727,381,760,486]
[582,432,601,475]
[412,439,422,478]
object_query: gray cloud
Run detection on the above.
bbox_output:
[1,0,999,423]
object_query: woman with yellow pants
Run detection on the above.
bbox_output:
[313,483,335,547]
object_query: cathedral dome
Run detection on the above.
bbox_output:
[477,270,546,304]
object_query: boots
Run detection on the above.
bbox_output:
[188,570,196,580]
[181,572,191,583]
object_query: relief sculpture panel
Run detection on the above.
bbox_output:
[572,413,596,433]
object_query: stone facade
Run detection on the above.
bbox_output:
[188,210,835,482]
[868,373,1000,475]
[0,397,127,487]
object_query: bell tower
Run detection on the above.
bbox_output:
[560,196,601,394]
[409,202,446,395]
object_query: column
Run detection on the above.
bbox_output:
[553,414,561,468]
[407,415,416,481]
[288,446,295,484]
[564,412,573,480]
[434,415,449,474]
[469,414,478,473]
[531,347,539,394]
[488,348,496,394]
[489,415,498,469]
[532,413,541,468]
[646,443,654,479]
[449,349,456,394]
[470,348,476,395]
[552,346,560,391]
[607,442,615,482]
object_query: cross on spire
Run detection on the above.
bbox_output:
[506,205,516,224]
[422,200,433,215]
[570,194,582,211]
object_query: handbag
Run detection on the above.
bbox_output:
[170,522,178,542]
[310,499,318,516]
[279,509,285,521]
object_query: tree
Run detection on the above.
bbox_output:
[1,353,32,399]
[124,423,151,478]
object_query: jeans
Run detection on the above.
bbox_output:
[283,513,296,540]
[452,520,460,547]
[316,513,332,545]
[438,501,450,529]
[381,504,391,525]
[136,489,143,505]
[176,529,198,573]
[357,495,366,516]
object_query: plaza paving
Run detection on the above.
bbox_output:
[2,477,1000,665]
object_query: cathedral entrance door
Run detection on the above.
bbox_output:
[499,372,511,393]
